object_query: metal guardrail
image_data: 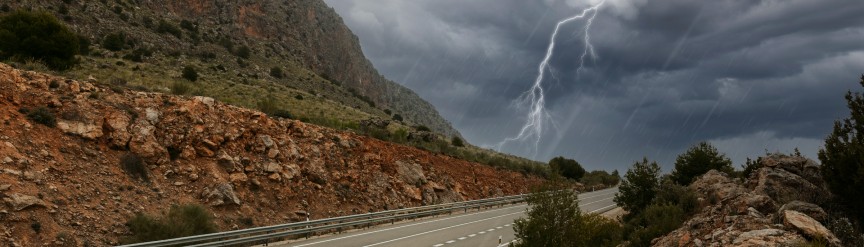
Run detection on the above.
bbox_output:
[118,194,528,247]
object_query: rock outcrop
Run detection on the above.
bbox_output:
[0,64,540,246]
[652,154,841,247]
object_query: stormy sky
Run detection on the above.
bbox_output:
[323,0,864,172]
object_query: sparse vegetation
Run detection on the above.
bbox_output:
[21,106,57,127]
[171,81,192,95]
[670,141,733,185]
[0,10,80,70]
[580,170,620,189]
[819,74,864,231]
[123,204,217,244]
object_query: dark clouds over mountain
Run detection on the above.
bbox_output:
[324,0,864,172]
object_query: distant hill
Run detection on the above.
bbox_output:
[4,0,460,137]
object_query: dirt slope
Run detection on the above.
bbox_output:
[0,64,539,246]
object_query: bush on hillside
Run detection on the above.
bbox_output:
[235,45,251,59]
[270,66,284,79]
[21,106,57,127]
[101,32,126,51]
[0,10,79,70]
[614,158,661,214]
[670,141,733,185]
[549,156,586,181]
[513,179,622,247]
[123,204,216,244]
[156,19,182,39]
[580,170,620,189]
[120,153,148,182]
[181,66,198,82]
[741,157,764,179]
[451,136,464,147]
[392,113,403,121]
[623,203,687,247]
[819,74,864,223]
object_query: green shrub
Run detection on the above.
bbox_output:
[156,19,182,38]
[580,170,620,188]
[235,45,250,59]
[415,125,431,131]
[549,156,586,181]
[0,10,79,70]
[181,66,198,82]
[101,32,126,51]
[270,66,283,79]
[820,74,864,225]
[741,157,764,179]
[179,19,195,32]
[21,106,56,127]
[670,141,733,185]
[392,113,403,121]
[120,153,148,182]
[77,34,90,55]
[652,179,699,214]
[451,136,465,147]
[123,204,217,244]
[623,203,686,247]
[513,179,622,247]
[272,109,293,119]
[614,158,661,214]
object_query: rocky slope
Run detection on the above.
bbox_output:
[653,154,849,247]
[4,0,459,137]
[0,64,539,246]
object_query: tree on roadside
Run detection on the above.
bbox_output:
[614,158,661,214]
[513,179,621,247]
[669,141,733,185]
[819,74,864,221]
[549,156,586,181]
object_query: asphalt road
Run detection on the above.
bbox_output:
[269,187,619,247]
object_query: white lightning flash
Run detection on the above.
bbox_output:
[496,1,604,156]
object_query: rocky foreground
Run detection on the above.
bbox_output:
[654,154,847,247]
[0,64,540,246]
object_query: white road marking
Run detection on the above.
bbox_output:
[361,211,524,247]
[458,237,466,240]
[496,226,503,229]
[291,205,525,247]
[479,231,486,234]
[432,244,443,247]
[468,234,476,237]
[445,240,455,244]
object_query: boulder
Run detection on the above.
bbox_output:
[205,183,241,206]
[690,170,748,202]
[395,160,426,186]
[783,210,841,246]
[750,167,827,205]
[3,193,48,211]
[103,111,131,148]
[57,120,103,140]
[778,201,828,223]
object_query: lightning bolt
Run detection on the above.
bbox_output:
[496,1,604,156]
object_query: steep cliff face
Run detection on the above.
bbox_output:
[6,0,459,137]
[0,64,534,246]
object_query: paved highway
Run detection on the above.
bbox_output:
[269,187,618,247]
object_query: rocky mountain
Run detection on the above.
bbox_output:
[2,0,459,137]
[653,154,854,247]
[0,64,537,246]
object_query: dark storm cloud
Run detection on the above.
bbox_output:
[323,0,864,171]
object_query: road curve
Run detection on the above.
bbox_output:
[268,187,619,247]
